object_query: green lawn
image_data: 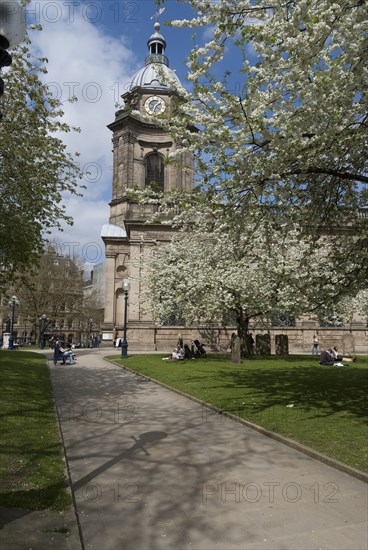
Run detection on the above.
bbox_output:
[108,353,368,472]
[0,351,71,510]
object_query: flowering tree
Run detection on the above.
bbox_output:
[157,0,367,219]
[140,196,366,352]
[132,0,368,344]
[0,6,82,290]
[334,289,368,324]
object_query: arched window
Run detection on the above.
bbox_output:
[145,152,164,191]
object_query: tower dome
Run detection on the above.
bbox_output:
[128,21,181,91]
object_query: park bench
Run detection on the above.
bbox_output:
[54,350,76,365]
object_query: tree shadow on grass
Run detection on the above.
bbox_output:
[215,363,368,421]
[0,481,71,512]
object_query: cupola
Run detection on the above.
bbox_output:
[127,21,181,92]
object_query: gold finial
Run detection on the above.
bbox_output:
[150,7,165,25]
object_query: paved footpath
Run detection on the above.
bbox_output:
[50,350,367,549]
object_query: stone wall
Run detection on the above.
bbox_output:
[103,323,367,355]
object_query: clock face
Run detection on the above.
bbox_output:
[144,96,166,115]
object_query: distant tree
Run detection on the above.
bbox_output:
[0,2,82,290]
[14,242,84,341]
[9,242,105,344]
[81,288,105,342]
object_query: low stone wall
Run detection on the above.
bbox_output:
[102,323,368,355]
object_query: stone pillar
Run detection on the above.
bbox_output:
[111,136,120,200]
[275,334,289,355]
[2,333,10,349]
[342,333,354,354]
[123,131,136,187]
[231,336,241,363]
[103,253,116,326]
[256,334,271,356]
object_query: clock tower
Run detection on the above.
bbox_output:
[101,21,194,350]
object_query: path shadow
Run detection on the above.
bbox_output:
[72,431,168,491]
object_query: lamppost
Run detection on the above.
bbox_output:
[0,0,26,117]
[89,318,93,347]
[39,314,47,348]
[8,295,19,349]
[121,278,130,358]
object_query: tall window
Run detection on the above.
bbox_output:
[145,152,164,191]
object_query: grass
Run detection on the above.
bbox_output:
[0,350,71,510]
[44,527,70,537]
[108,353,368,472]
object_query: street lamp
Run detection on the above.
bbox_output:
[121,278,130,358]
[8,295,19,349]
[0,0,26,116]
[89,318,93,347]
[39,314,47,348]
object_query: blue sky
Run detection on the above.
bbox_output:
[20,1,366,271]
[25,0,200,266]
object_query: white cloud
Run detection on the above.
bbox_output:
[50,197,109,266]
[27,1,138,260]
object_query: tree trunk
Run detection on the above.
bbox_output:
[235,309,254,357]
[244,315,252,356]
[236,309,251,357]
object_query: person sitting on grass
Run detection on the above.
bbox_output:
[171,345,184,360]
[319,349,335,366]
[331,347,356,363]
[183,343,194,359]
[162,345,184,361]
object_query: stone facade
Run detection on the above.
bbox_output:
[101,23,367,355]
[101,22,195,347]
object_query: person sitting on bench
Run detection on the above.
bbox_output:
[60,345,75,365]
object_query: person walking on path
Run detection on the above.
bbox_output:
[53,339,61,365]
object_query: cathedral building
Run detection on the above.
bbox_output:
[101,21,194,351]
[101,22,367,355]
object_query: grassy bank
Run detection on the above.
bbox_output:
[0,351,71,510]
[109,354,368,472]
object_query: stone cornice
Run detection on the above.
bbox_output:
[109,197,132,207]
[108,111,169,133]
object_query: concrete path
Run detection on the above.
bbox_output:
[49,349,367,550]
